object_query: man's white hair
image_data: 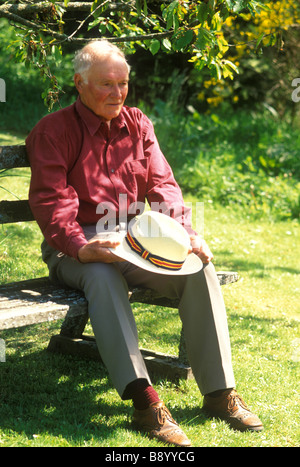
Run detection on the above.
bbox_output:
[73,40,130,80]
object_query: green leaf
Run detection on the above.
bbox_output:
[222,59,239,74]
[224,0,248,13]
[99,22,107,35]
[255,32,265,50]
[162,38,172,51]
[163,1,179,31]
[87,17,104,31]
[136,0,142,16]
[210,61,222,80]
[197,3,209,23]
[149,39,160,55]
[195,27,214,50]
[143,0,148,16]
[174,29,194,51]
[51,45,62,64]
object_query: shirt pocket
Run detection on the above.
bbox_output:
[124,159,148,199]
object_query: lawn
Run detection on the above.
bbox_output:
[0,133,299,447]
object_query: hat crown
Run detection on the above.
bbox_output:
[131,211,190,262]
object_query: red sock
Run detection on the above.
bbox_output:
[123,379,161,410]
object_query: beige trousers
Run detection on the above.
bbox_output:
[42,228,235,398]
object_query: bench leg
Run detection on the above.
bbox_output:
[47,307,90,356]
[47,309,193,381]
[59,308,89,338]
[178,327,189,366]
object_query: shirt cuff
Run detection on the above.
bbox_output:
[66,236,88,261]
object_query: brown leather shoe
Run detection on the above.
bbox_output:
[132,401,192,446]
[202,389,263,432]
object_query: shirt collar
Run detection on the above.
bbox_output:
[75,97,129,136]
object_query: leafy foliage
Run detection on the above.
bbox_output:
[0,0,271,108]
[193,0,300,114]
[147,99,300,220]
[1,8,299,222]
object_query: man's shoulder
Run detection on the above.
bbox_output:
[121,106,152,133]
[29,102,78,136]
[122,105,149,119]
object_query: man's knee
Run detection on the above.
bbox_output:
[56,257,126,292]
[80,262,124,286]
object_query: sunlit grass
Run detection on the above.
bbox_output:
[0,138,299,447]
[0,132,25,145]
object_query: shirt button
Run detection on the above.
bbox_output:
[111,169,115,173]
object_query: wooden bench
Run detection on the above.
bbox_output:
[0,144,239,380]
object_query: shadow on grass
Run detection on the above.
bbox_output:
[217,249,300,276]
[0,344,131,445]
[2,310,297,445]
[0,334,207,446]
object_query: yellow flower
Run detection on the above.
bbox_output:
[197,91,205,101]
[207,96,223,106]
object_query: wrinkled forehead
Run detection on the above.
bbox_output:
[85,55,130,81]
[84,48,130,71]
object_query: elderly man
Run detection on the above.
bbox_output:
[26,40,263,446]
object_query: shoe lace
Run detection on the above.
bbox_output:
[156,405,178,427]
[228,391,249,413]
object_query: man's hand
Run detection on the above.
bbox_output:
[78,238,125,264]
[190,235,213,264]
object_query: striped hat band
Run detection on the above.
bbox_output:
[125,229,184,271]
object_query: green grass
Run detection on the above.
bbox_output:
[151,101,300,222]
[0,134,299,447]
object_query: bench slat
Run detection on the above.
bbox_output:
[0,304,71,330]
[0,145,28,169]
[0,145,32,223]
[0,273,239,331]
[0,200,34,223]
[0,277,87,331]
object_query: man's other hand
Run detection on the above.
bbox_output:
[190,236,213,264]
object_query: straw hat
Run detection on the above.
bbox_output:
[110,211,202,275]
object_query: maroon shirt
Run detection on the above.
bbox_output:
[26,98,194,259]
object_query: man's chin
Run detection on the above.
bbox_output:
[98,107,123,121]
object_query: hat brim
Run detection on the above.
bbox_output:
[109,231,203,275]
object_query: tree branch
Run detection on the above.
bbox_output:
[0,6,68,41]
[68,0,111,40]
[0,1,138,18]
[0,1,175,45]
[0,2,92,18]
[70,30,174,44]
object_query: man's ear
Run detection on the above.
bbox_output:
[74,73,84,93]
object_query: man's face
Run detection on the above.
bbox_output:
[74,54,129,121]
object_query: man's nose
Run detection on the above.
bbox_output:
[110,84,122,97]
